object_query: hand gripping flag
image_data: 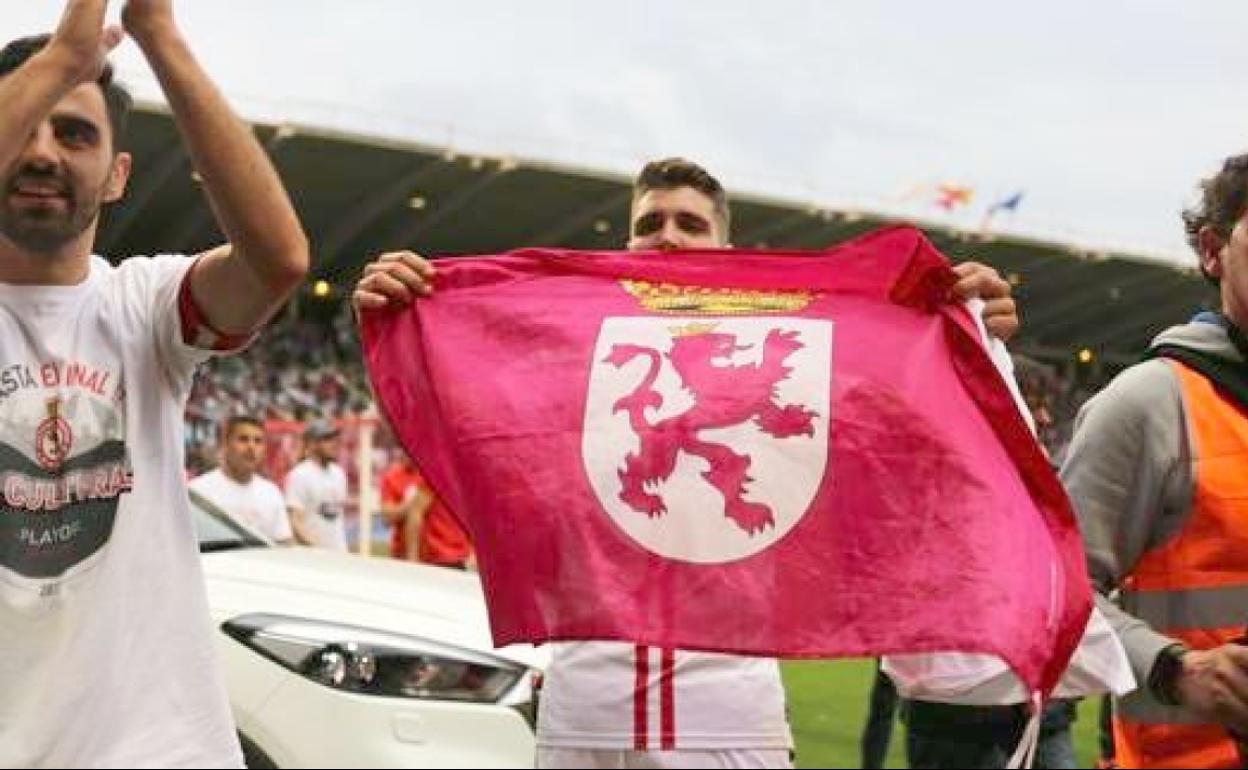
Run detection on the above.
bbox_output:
[361,226,1090,697]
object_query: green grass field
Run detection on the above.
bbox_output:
[783,660,1104,768]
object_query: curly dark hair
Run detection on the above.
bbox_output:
[633,157,731,236]
[1182,153,1248,286]
[0,33,132,150]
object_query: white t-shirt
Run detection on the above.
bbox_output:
[537,642,792,751]
[191,468,292,542]
[0,256,242,768]
[284,459,348,551]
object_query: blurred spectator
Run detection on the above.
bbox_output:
[190,415,292,544]
[379,451,473,569]
[1011,354,1060,458]
[285,418,349,551]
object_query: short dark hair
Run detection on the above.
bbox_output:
[1011,354,1057,405]
[224,414,264,438]
[1182,153,1248,286]
[0,34,133,151]
[633,157,731,236]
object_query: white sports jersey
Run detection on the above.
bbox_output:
[0,256,242,768]
[537,642,792,751]
[191,467,291,542]
[538,746,793,769]
[284,458,348,551]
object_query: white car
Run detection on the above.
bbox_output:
[191,491,544,768]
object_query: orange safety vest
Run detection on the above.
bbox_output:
[1113,361,1248,769]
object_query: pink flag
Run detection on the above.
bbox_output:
[361,226,1089,696]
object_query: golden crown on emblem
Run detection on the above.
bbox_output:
[668,321,721,337]
[621,280,815,316]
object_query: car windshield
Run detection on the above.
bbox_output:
[191,490,269,553]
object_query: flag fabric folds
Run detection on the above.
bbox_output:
[360,225,1090,696]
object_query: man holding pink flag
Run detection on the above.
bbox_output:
[353,157,1097,769]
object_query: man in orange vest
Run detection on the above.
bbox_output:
[1062,151,1248,769]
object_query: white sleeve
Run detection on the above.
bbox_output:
[188,474,215,504]
[964,297,1035,435]
[115,255,211,397]
[265,483,294,541]
[284,467,311,513]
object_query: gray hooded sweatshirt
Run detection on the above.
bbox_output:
[1061,317,1245,690]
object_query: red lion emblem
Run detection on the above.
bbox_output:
[604,325,817,534]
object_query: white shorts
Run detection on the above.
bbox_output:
[537,747,794,769]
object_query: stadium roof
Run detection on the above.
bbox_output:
[100,103,1216,368]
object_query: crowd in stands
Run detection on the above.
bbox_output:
[184,304,372,474]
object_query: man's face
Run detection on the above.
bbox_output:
[628,187,726,252]
[1024,392,1053,432]
[0,82,129,254]
[312,435,340,463]
[223,422,266,480]
[1205,212,1248,330]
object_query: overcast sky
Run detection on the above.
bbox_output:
[7,1,1247,265]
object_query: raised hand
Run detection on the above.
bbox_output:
[120,0,175,40]
[952,260,1018,341]
[48,0,124,84]
[353,251,437,314]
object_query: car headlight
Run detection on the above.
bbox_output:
[222,613,527,703]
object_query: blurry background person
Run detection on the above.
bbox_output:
[380,449,473,568]
[285,418,348,550]
[1012,353,1060,460]
[190,414,291,543]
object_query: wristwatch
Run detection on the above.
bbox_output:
[1149,642,1190,706]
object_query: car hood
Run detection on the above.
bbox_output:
[202,546,546,670]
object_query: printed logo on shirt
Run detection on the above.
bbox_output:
[317,503,343,521]
[582,317,832,564]
[0,359,131,589]
[35,396,73,471]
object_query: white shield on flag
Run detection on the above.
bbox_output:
[582,316,832,564]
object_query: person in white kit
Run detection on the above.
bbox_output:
[191,413,292,543]
[352,157,1021,769]
[285,418,349,551]
[0,1,309,767]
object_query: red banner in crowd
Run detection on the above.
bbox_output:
[361,226,1089,695]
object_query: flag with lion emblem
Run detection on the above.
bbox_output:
[360,226,1089,696]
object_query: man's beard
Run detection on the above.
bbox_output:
[0,169,100,255]
[225,458,258,482]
